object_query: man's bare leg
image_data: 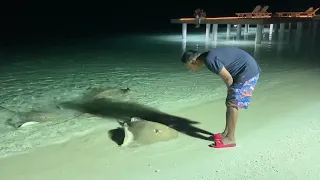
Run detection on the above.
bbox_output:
[222,106,238,144]
[221,108,229,137]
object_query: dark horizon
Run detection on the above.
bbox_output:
[0,0,319,42]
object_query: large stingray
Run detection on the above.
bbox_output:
[1,106,82,129]
[108,117,179,147]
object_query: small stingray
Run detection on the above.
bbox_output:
[108,117,179,147]
[81,86,131,101]
[1,106,82,129]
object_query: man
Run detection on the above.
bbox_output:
[194,9,206,28]
[181,47,261,148]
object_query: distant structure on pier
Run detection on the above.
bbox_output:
[235,5,272,18]
[275,7,319,17]
[235,5,319,18]
[170,5,320,44]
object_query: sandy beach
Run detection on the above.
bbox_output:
[1,70,320,180]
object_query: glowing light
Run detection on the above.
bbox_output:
[176,15,312,22]
[296,15,313,18]
[178,16,276,21]
[179,17,241,21]
[276,15,313,18]
[179,18,195,21]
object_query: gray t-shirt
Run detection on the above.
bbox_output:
[204,47,261,84]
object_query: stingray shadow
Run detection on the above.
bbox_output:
[59,98,213,141]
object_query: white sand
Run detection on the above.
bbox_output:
[1,70,320,180]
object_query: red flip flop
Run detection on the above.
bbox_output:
[213,133,222,140]
[210,133,222,141]
[210,139,236,148]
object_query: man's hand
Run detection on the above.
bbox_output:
[218,66,233,88]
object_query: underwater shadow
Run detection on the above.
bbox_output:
[59,98,213,141]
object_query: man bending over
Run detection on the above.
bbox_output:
[181,47,261,148]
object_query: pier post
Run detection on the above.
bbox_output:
[307,21,312,33]
[255,24,263,44]
[288,22,292,31]
[287,22,292,42]
[295,22,303,52]
[269,24,274,41]
[244,25,249,40]
[182,41,186,53]
[312,21,318,39]
[182,23,187,40]
[269,24,274,33]
[205,24,211,39]
[277,24,285,55]
[254,44,261,58]
[279,23,285,41]
[205,40,210,50]
[274,24,278,32]
[236,24,241,40]
[279,23,285,31]
[277,40,284,55]
[245,24,249,33]
[211,24,218,41]
[226,24,231,37]
[297,22,303,35]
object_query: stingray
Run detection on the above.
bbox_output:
[56,86,132,111]
[1,87,131,128]
[108,117,179,147]
[81,86,131,101]
[1,106,82,129]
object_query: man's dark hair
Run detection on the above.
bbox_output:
[181,50,200,63]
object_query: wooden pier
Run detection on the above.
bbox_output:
[170,16,319,44]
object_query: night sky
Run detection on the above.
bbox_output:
[1,0,319,42]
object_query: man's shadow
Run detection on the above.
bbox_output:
[59,98,213,141]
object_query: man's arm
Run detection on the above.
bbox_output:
[218,66,233,88]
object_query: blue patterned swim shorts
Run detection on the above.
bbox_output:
[226,74,260,109]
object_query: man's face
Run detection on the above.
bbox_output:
[185,60,201,72]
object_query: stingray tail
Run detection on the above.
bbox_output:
[0,105,15,113]
[4,118,22,129]
[121,126,134,147]
[0,106,24,129]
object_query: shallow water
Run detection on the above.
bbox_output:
[0,26,319,158]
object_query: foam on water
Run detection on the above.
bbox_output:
[0,27,319,158]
